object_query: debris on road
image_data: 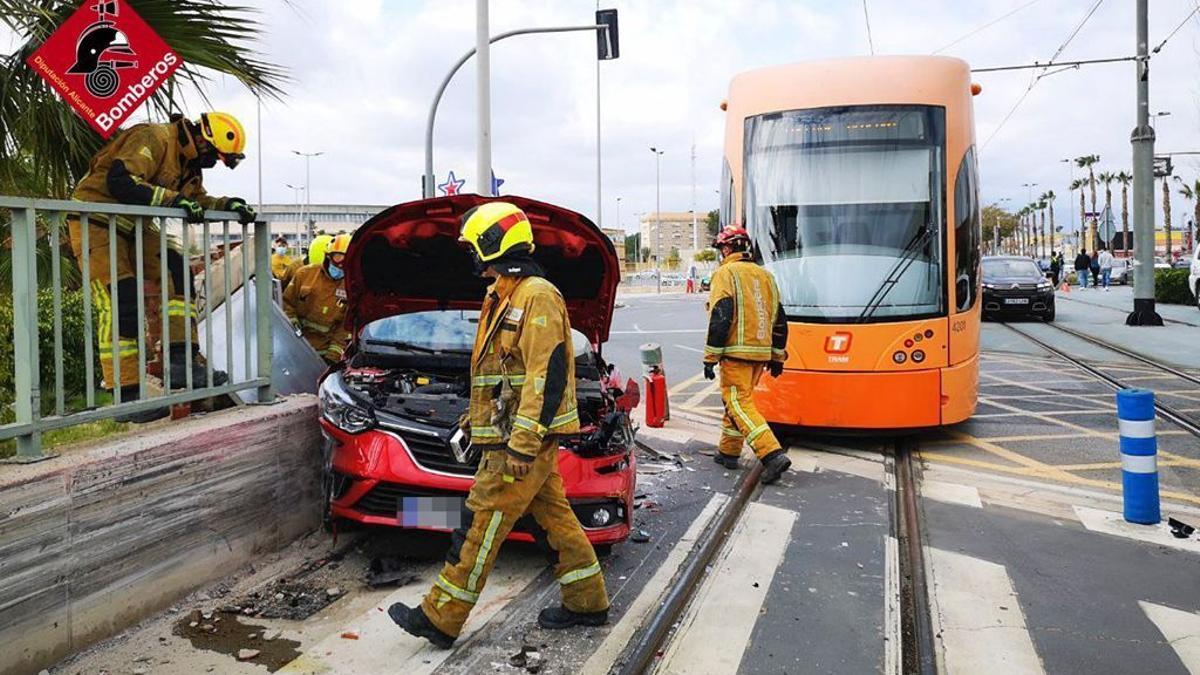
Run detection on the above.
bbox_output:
[366,556,421,588]
[510,644,544,673]
[631,529,652,543]
[237,648,260,661]
[1169,517,1196,539]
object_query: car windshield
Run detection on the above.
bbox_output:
[361,310,591,356]
[743,105,946,322]
[983,259,1041,278]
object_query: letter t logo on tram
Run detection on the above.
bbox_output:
[825,332,852,354]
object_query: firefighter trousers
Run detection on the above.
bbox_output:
[67,216,199,389]
[421,438,609,638]
[717,359,783,460]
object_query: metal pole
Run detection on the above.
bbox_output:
[256,96,263,214]
[596,0,602,228]
[1128,0,1162,325]
[305,155,312,245]
[476,0,492,196]
[653,147,663,294]
[255,219,274,401]
[423,24,609,198]
[691,140,698,251]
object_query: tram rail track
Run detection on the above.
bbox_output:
[615,439,937,674]
[1000,321,1200,438]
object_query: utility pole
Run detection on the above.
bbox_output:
[292,150,323,248]
[1128,0,1162,325]
[595,0,602,231]
[651,146,664,294]
[615,196,622,232]
[690,140,698,252]
[476,0,492,195]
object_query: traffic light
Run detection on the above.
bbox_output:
[596,9,619,60]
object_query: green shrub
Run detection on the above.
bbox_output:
[1154,268,1196,305]
[0,288,103,415]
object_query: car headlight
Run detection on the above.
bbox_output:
[318,371,375,434]
[983,283,997,290]
[1037,280,1052,289]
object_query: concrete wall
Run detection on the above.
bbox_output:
[0,396,323,675]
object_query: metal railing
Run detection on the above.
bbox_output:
[0,196,274,462]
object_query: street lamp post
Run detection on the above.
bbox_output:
[992,197,1010,254]
[615,196,621,231]
[285,183,305,247]
[1128,0,1162,325]
[1022,183,1038,257]
[292,150,323,248]
[650,147,664,294]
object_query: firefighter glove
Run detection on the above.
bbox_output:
[227,198,257,224]
[768,361,784,378]
[503,448,534,480]
[703,362,716,380]
[173,196,206,223]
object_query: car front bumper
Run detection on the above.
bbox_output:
[321,420,635,545]
[982,288,1055,314]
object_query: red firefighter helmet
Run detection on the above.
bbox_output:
[712,226,750,249]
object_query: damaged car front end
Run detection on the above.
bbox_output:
[318,195,636,549]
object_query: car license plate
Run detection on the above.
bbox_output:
[398,495,465,528]
[1003,298,1030,305]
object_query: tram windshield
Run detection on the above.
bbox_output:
[743,105,946,322]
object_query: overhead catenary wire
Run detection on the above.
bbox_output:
[862,0,875,55]
[1152,3,1200,53]
[933,0,1044,55]
[981,0,1106,149]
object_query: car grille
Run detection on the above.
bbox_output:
[404,433,480,476]
[354,483,464,518]
[988,283,1042,296]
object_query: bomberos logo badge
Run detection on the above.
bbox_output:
[26,0,182,138]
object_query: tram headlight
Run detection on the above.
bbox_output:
[892,351,907,364]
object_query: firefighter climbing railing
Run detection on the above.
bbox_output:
[0,196,274,462]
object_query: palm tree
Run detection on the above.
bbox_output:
[1070,178,1088,251]
[0,0,287,197]
[1163,175,1173,259]
[1041,190,1056,256]
[1116,171,1132,256]
[1027,202,1039,256]
[1075,155,1100,248]
[1177,177,1199,254]
[1098,171,1115,250]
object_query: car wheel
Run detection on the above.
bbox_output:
[1043,304,1056,322]
[1195,282,1200,311]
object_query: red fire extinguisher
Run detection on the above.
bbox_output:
[644,365,668,428]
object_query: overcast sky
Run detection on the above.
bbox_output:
[19,0,1200,234]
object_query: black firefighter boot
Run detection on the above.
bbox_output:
[388,602,456,649]
[759,449,793,485]
[713,452,741,470]
[537,605,609,629]
[169,344,229,389]
[112,386,170,424]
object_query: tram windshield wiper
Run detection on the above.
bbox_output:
[855,224,934,323]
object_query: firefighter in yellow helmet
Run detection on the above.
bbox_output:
[388,202,609,648]
[308,233,333,266]
[283,233,351,364]
[271,236,302,292]
[67,111,253,422]
[704,226,792,484]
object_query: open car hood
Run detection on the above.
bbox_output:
[343,194,621,345]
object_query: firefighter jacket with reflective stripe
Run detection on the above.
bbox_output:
[271,253,302,290]
[282,263,349,361]
[468,273,579,457]
[71,119,232,223]
[704,252,789,363]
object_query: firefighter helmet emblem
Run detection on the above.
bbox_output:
[66,1,139,98]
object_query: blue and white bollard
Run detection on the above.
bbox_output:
[1117,389,1160,524]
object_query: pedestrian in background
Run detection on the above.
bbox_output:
[1074,250,1091,289]
[1090,250,1101,288]
[1049,250,1061,286]
[1098,246,1115,291]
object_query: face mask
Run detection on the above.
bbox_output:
[274,246,287,255]
[327,263,344,280]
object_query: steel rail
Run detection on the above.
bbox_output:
[893,437,938,675]
[1002,322,1200,437]
[615,462,763,675]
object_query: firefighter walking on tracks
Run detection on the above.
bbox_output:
[703,226,792,484]
[389,202,609,649]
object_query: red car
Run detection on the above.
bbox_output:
[318,195,637,552]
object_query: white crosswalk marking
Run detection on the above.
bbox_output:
[579,494,729,675]
[655,502,797,675]
[884,536,901,675]
[921,480,983,508]
[278,558,540,674]
[926,547,1045,674]
[1140,601,1200,674]
[1074,506,1200,554]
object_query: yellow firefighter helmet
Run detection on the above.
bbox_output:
[460,201,535,263]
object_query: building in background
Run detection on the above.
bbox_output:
[262,204,388,249]
[601,227,627,264]
[639,211,703,265]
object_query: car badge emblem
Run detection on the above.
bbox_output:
[1010,283,1020,289]
[449,427,479,465]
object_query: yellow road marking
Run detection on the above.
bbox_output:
[685,381,720,408]
[669,372,706,397]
